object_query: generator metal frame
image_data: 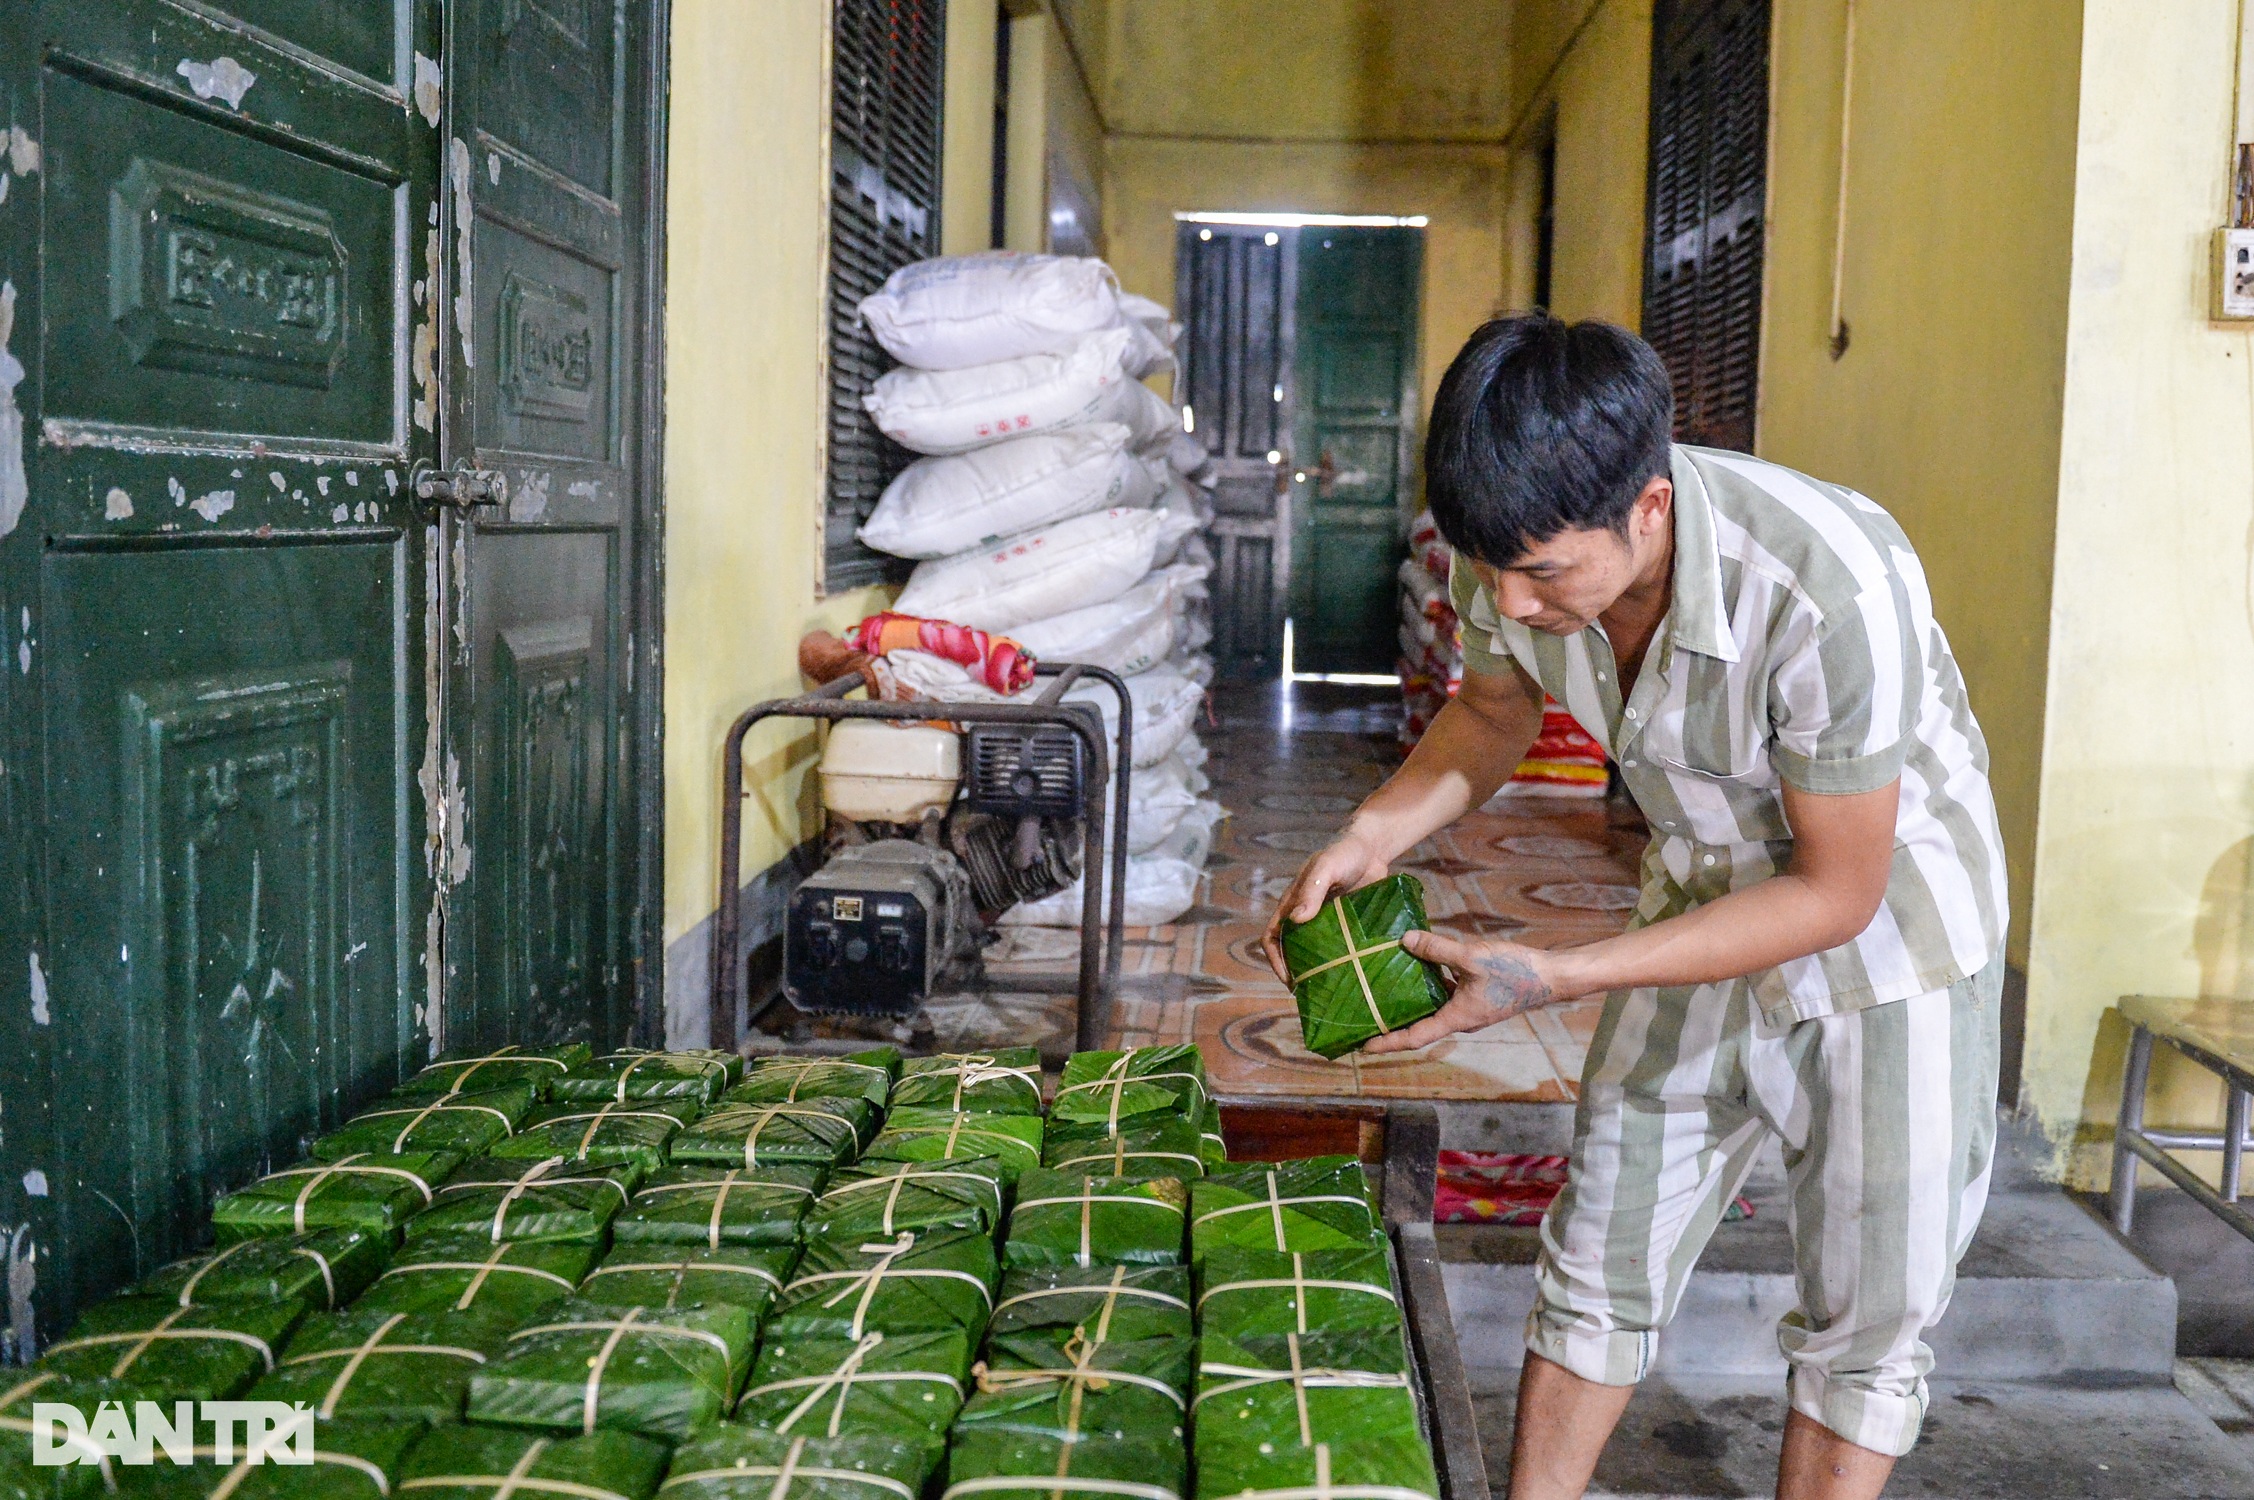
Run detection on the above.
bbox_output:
[714,661,1134,1053]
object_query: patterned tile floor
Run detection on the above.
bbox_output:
[972,682,1651,1104]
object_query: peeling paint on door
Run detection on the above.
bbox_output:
[28,950,48,1025]
[176,57,258,110]
[7,127,40,176]
[450,138,475,369]
[104,487,132,520]
[4,1224,35,1364]
[189,489,235,522]
[412,53,443,128]
[510,469,550,522]
[0,282,27,540]
[413,225,440,432]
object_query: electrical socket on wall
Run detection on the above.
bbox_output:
[2216,227,2254,320]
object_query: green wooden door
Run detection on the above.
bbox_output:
[0,0,658,1351]
[438,0,650,1056]
[0,0,442,1341]
[1290,227,1421,676]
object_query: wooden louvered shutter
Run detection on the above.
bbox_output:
[826,0,947,591]
[1642,0,1771,453]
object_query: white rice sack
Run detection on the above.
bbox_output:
[858,251,1123,370]
[1011,572,1180,677]
[1170,651,1215,688]
[858,424,1147,559]
[892,507,1163,632]
[1164,431,1209,476]
[1125,750,1205,853]
[1149,501,1203,569]
[1094,373,1184,452]
[1118,292,1176,337]
[1121,317,1177,380]
[1064,662,1203,768]
[999,798,1223,928]
[1172,733,1208,773]
[864,327,1136,455]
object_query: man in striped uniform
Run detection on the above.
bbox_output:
[1265,314,2005,1500]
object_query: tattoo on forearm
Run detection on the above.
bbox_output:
[1474,952,1554,1016]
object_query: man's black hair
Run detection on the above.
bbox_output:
[1423,312,1676,566]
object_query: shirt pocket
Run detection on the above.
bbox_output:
[1641,713,1781,845]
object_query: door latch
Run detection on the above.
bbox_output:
[413,463,508,509]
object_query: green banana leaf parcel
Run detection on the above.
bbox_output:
[888,1049,1043,1116]
[1040,1118,1207,1180]
[248,1308,509,1423]
[551,1050,742,1108]
[802,1159,1005,1243]
[667,1102,866,1173]
[767,1228,997,1342]
[1195,1099,1229,1172]
[1276,876,1448,1060]
[395,1426,669,1500]
[407,1156,638,1244]
[465,1298,754,1443]
[731,1328,970,1439]
[311,1085,536,1161]
[953,1333,1191,1446]
[1189,1438,1437,1500]
[987,1265,1193,1347]
[1190,1330,1422,1465]
[1193,1246,1401,1340]
[858,1110,1041,1185]
[134,1230,389,1312]
[1188,1158,1383,1260]
[37,1298,304,1402]
[611,1166,818,1249]
[727,1049,898,1112]
[1002,1171,1187,1271]
[663,1427,941,1500]
[397,1044,590,1099]
[1048,1048,1208,1136]
[211,1153,461,1244]
[350,1233,598,1318]
[3,1370,146,1500]
[492,1102,700,1178]
[941,1430,1183,1500]
[111,1416,423,1500]
[577,1242,800,1315]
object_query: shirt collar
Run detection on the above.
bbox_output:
[1665,445,1739,664]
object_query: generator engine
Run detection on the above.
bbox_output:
[783,714,1096,1016]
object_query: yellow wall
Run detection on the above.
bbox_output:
[2027,0,2254,1182]
[1758,0,2081,987]
[943,0,1000,255]
[660,0,993,1041]
[1503,0,1651,327]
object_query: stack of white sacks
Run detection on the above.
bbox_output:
[854,251,1224,928]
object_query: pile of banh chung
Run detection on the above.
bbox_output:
[6,1042,1438,1500]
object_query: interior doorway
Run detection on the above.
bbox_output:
[1175,215,1424,683]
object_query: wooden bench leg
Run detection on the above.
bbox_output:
[2111,1023,2155,1234]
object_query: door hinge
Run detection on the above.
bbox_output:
[414,463,507,509]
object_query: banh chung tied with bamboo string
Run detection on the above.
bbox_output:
[577,1242,800,1315]
[210,1153,461,1243]
[393,1425,670,1500]
[665,1426,942,1500]
[132,1229,389,1311]
[667,1099,867,1172]
[406,1155,638,1243]
[731,1327,972,1438]
[1001,1169,1187,1271]
[1276,873,1448,1059]
[803,1158,1007,1242]
[609,1165,822,1249]
[986,1264,1195,1347]
[309,1083,538,1161]
[888,1048,1044,1115]
[246,1306,511,1423]
[350,1232,599,1318]
[463,1297,754,1442]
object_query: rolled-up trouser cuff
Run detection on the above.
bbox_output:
[1789,1361,1929,1457]
[1525,1301,1654,1387]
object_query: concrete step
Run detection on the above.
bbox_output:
[1471,1371,2254,1500]
[1434,1107,2178,1386]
